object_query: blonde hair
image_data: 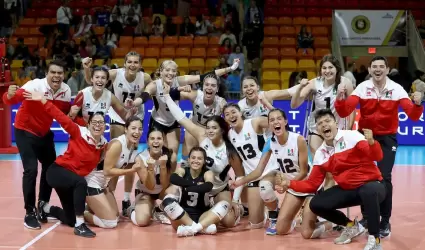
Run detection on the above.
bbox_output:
[154,60,178,79]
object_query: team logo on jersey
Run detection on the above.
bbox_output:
[44,91,50,97]
[244,133,251,141]
[118,83,123,88]
[260,105,268,113]
[385,90,393,99]
[85,103,90,108]
[339,141,346,150]
[134,85,140,92]
[121,154,125,158]
[287,149,294,156]
[195,105,200,109]
[333,88,337,95]
[101,102,106,109]
[274,150,279,154]
[232,138,236,143]
[366,90,372,96]
[203,145,209,150]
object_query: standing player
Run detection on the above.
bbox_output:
[223,103,275,229]
[2,60,72,230]
[71,67,135,125]
[84,116,143,229]
[127,128,177,227]
[82,53,151,216]
[232,109,333,237]
[290,54,354,190]
[160,147,231,237]
[160,88,245,227]
[335,56,424,237]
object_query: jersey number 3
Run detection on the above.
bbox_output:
[237,144,256,161]
[187,192,199,206]
[277,159,297,173]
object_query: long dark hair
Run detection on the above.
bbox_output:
[268,109,290,142]
[147,127,172,171]
[205,116,240,161]
[319,54,342,90]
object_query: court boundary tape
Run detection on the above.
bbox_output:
[18,176,124,249]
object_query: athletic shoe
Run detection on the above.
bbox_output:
[379,221,391,238]
[364,235,383,250]
[37,200,49,223]
[334,218,365,245]
[201,224,217,235]
[74,223,96,238]
[359,218,368,229]
[24,210,41,230]
[153,211,171,225]
[266,219,277,235]
[122,200,131,217]
[176,225,196,237]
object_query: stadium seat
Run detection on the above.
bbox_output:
[36,18,53,26]
[144,47,160,58]
[94,26,105,36]
[262,59,280,71]
[311,26,328,36]
[207,47,219,58]
[280,37,296,47]
[158,58,172,66]
[114,47,130,58]
[208,36,220,47]
[194,36,208,48]
[262,48,279,59]
[279,26,296,37]
[297,48,314,59]
[149,36,163,47]
[133,37,148,47]
[307,17,322,26]
[314,37,330,48]
[263,37,279,48]
[280,48,297,59]
[205,59,219,70]
[175,58,189,72]
[164,36,179,47]
[94,59,103,66]
[189,58,205,73]
[307,71,317,79]
[175,47,191,58]
[293,17,307,25]
[119,36,133,48]
[264,17,279,26]
[29,27,42,36]
[264,26,279,36]
[142,58,158,73]
[280,59,297,71]
[315,48,331,60]
[178,36,193,47]
[191,48,206,58]
[262,71,280,88]
[111,58,125,67]
[11,60,23,70]
[321,17,332,26]
[131,47,145,57]
[160,47,176,58]
[298,59,316,71]
[14,27,28,37]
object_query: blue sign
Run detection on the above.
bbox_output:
[10,100,424,145]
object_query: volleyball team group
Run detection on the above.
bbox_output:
[2,52,424,250]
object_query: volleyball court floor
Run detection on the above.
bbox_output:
[0,144,424,250]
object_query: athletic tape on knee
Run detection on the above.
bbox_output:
[232,176,244,202]
[161,197,185,220]
[310,224,325,239]
[211,200,231,220]
[259,180,277,203]
[93,215,118,229]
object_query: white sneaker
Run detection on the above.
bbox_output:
[177,225,196,237]
[201,224,217,235]
[364,235,383,250]
[153,211,171,225]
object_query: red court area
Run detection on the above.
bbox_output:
[1,161,424,250]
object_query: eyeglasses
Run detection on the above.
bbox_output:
[91,120,105,126]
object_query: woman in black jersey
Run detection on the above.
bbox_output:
[160,147,232,237]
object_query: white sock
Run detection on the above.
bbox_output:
[123,192,131,202]
[75,217,84,227]
[43,203,51,213]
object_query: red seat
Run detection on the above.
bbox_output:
[292,0,305,6]
[305,0,319,7]
[292,8,305,16]
[278,7,292,16]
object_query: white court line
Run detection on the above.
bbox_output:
[18,176,125,249]
[19,221,60,250]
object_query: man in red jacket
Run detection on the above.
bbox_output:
[334,56,424,237]
[2,60,71,230]
[276,109,385,250]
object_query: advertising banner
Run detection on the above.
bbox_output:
[334,10,407,46]
[10,100,424,145]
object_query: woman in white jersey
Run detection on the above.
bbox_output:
[238,76,300,119]
[71,67,134,126]
[222,103,275,229]
[82,52,151,215]
[83,116,142,229]
[177,74,227,168]
[159,88,244,227]
[140,59,240,162]
[290,54,355,189]
[127,128,177,227]
[232,109,333,238]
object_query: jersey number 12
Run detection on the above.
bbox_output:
[277,158,297,173]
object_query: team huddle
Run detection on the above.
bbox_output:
[3,52,424,250]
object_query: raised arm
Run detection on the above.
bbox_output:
[399,89,424,121]
[290,79,314,109]
[135,155,157,191]
[251,116,269,134]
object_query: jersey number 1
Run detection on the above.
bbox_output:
[324,97,331,109]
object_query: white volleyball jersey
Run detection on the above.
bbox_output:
[269,132,313,196]
[228,119,277,177]
[151,78,180,126]
[108,68,145,124]
[238,91,270,119]
[85,134,137,189]
[136,149,164,194]
[190,90,225,127]
[308,77,347,133]
[80,87,112,122]
[200,138,230,195]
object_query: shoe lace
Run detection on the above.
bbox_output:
[340,226,355,238]
[365,236,377,249]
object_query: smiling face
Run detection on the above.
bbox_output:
[316,113,338,143]
[369,59,389,83]
[268,110,288,136]
[91,69,108,92]
[46,64,65,91]
[242,78,260,101]
[223,105,243,128]
[205,120,222,141]
[203,77,218,101]
[88,114,106,138]
[125,119,143,145]
[321,61,337,82]
[188,150,205,171]
[148,130,164,155]
[160,61,178,84]
[124,55,140,76]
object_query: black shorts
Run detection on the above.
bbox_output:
[87,186,105,196]
[135,188,160,200]
[149,117,180,134]
[110,118,125,126]
[184,207,206,223]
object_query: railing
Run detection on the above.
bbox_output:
[408,12,425,71]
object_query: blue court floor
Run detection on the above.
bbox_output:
[0,143,424,166]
